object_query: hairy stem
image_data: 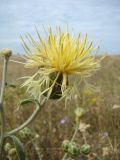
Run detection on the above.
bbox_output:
[0,57,9,158]
[8,99,46,135]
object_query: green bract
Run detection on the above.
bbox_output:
[8,148,16,156]
[67,142,80,157]
[4,143,12,153]
[18,127,34,140]
[62,140,70,152]
[81,144,91,155]
[74,107,85,118]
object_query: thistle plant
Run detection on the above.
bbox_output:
[0,26,103,160]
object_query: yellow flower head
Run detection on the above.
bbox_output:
[21,27,101,100]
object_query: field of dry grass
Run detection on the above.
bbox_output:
[0,55,120,160]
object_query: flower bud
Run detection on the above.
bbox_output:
[18,127,34,140]
[81,144,91,155]
[0,48,12,58]
[4,143,12,152]
[62,140,70,152]
[67,142,80,157]
[8,148,16,156]
[74,107,85,118]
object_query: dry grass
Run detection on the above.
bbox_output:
[0,55,120,160]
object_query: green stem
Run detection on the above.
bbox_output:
[0,57,9,158]
[62,124,79,160]
[8,99,46,135]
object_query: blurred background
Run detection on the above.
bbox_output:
[0,1,120,160]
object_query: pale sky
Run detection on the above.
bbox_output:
[0,0,120,54]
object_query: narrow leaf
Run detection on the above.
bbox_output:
[4,135,25,160]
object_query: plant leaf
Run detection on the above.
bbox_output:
[19,98,38,105]
[4,135,25,160]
